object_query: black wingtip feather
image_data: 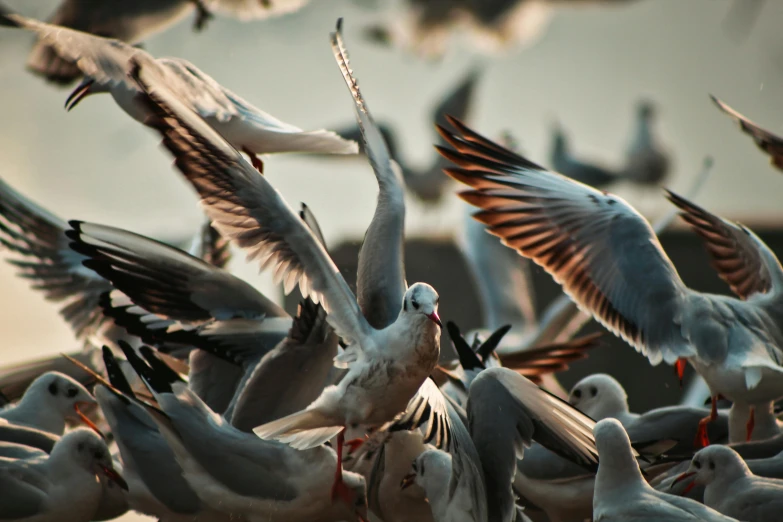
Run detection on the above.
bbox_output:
[101,346,135,401]
[139,346,184,387]
[476,324,512,362]
[446,321,485,371]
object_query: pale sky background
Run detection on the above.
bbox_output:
[0,1,782,519]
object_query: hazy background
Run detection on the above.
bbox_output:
[0,1,782,519]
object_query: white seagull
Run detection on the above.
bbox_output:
[0,8,358,173]
[123,19,442,503]
[0,372,95,435]
[438,117,783,450]
[0,428,127,522]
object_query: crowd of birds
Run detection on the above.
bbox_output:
[0,1,783,522]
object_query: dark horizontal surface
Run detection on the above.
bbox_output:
[284,229,783,412]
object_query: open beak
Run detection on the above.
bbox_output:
[74,401,105,440]
[400,472,416,490]
[65,78,95,111]
[426,311,443,329]
[101,465,129,491]
[670,470,696,494]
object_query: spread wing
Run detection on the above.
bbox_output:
[666,189,783,301]
[0,176,111,339]
[437,117,693,365]
[128,60,374,348]
[331,20,407,329]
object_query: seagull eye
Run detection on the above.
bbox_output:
[709,461,715,470]
[694,460,701,469]
[94,450,103,460]
[66,388,78,398]
[48,382,58,395]
[77,443,85,452]
[589,387,598,397]
[412,299,419,310]
[572,389,582,399]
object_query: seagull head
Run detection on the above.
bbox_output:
[674,445,749,491]
[402,283,442,328]
[568,373,628,420]
[55,428,128,491]
[27,372,97,425]
[400,449,452,495]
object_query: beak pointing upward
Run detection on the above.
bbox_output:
[426,311,443,329]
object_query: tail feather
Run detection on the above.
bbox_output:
[253,409,342,450]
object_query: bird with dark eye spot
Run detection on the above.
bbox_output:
[608,199,616,205]
[48,382,58,395]
[77,442,85,452]
[412,299,420,310]
[588,194,600,205]
[573,389,582,399]
[590,387,598,397]
[709,461,715,470]
[694,460,701,469]
[66,387,78,398]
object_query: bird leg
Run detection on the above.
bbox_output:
[694,395,718,448]
[189,0,213,31]
[746,406,755,442]
[331,429,354,505]
[674,358,687,388]
[242,147,264,175]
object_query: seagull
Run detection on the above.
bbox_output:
[0,372,95,435]
[467,367,600,522]
[711,95,783,172]
[92,348,230,522]
[620,99,670,186]
[672,445,783,521]
[550,120,618,188]
[0,8,358,174]
[123,19,442,504]
[437,117,783,450]
[592,418,738,521]
[400,449,481,522]
[666,188,783,443]
[0,428,127,522]
[122,344,369,522]
[569,373,731,452]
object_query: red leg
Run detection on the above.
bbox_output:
[694,395,718,449]
[330,428,357,506]
[242,147,264,174]
[746,406,756,442]
[674,358,687,388]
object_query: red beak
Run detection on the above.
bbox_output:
[670,471,696,492]
[101,465,129,491]
[426,311,443,328]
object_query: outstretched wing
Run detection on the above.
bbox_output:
[128,59,374,349]
[712,95,783,172]
[437,117,693,365]
[0,176,111,339]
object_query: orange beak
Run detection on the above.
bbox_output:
[670,470,696,494]
[426,311,443,329]
[74,401,105,440]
